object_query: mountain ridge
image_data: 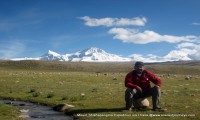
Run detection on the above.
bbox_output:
[12,47,131,62]
[6,47,194,63]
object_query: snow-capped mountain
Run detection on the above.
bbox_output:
[40,50,62,61]
[8,47,193,63]
[39,47,131,62]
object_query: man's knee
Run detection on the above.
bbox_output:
[153,86,160,91]
[125,88,138,95]
[152,86,161,95]
[125,88,133,93]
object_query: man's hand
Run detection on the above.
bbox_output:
[135,86,142,93]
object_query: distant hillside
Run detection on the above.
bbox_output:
[9,47,198,63]
[0,60,133,72]
[10,47,131,62]
[0,60,200,74]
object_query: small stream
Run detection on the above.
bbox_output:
[0,99,73,120]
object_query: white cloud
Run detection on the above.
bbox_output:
[186,44,200,60]
[192,22,200,26]
[174,42,200,60]
[79,16,147,27]
[129,49,192,63]
[189,47,200,60]
[129,42,200,62]
[164,48,193,61]
[176,42,196,49]
[108,28,198,44]
[79,16,200,62]
[164,42,200,61]
[129,54,166,63]
[0,41,25,58]
[129,54,145,61]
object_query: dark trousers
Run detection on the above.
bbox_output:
[125,86,160,109]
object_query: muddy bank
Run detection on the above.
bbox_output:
[0,99,73,120]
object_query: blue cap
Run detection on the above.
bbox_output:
[135,61,144,67]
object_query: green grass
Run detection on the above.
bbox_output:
[0,104,20,120]
[0,60,200,120]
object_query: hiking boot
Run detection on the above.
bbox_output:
[121,107,134,112]
[134,106,150,111]
[127,107,135,111]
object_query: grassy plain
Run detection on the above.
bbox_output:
[0,60,200,120]
[0,104,20,120]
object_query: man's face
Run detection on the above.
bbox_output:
[134,66,144,74]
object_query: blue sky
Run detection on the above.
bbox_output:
[0,0,200,61]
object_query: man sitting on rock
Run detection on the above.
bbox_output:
[125,61,165,111]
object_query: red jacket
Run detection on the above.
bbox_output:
[125,70,162,90]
